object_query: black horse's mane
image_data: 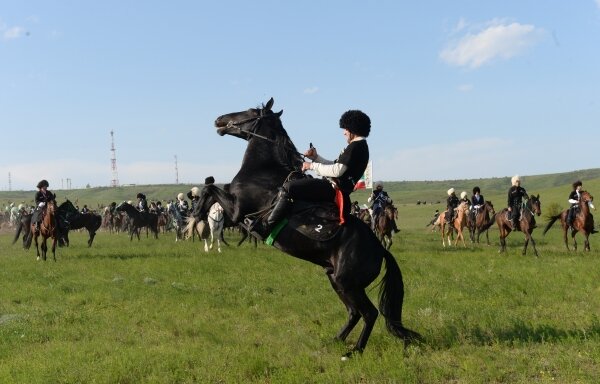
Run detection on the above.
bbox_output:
[260,110,303,172]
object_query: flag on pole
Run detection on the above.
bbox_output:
[354,160,373,191]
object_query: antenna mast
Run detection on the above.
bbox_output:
[110,130,119,187]
[174,155,179,184]
[8,172,11,191]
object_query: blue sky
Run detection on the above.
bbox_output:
[2,1,599,191]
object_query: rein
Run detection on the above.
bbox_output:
[226,111,307,161]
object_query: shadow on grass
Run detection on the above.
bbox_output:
[433,317,600,348]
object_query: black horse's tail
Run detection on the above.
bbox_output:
[24,228,33,249]
[12,222,23,245]
[543,214,561,235]
[379,250,422,344]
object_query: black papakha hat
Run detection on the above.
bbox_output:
[137,193,145,199]
[339,110,371,137]
[37,179,49,189]
[473,186,481,194]
[205,176,215,185]
[573,180,582,189]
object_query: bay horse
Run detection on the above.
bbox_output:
[439,201,470,247]
[194,98,420,355]
[375,202,398,250]
[495,194,541,256]
[57,200,102,247]
[543,190,596,251]
[468,201,496,245]
[115,202,159,241]
[30,200,59,261]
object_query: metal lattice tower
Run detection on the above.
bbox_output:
[174,155,179,184]
[110,130,119,187]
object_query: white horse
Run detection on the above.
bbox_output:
[205,202,224,253]
[183,202,224,252]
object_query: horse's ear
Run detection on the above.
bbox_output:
[275,109,283,117]
[265,98,274,111]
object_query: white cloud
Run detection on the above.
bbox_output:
[3,26,25,40]
[596,0,600,9]
[440,20,543,68]
[457,84,474,92]
[303,86,319,94]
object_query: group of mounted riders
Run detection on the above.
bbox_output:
[21,104,595,253]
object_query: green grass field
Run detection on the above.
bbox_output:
[2,170,600,382]
[1,204,599,383]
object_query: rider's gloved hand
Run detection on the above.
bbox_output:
[38,202,45,208]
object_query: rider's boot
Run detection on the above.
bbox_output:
[245,188,291,239]
[266,188,292,230]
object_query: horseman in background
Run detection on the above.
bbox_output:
[176,193,189,218]
[190,176,215,217]
[31,179,56,232]
[137,193,148,212]
[470,186,485,222]
[566,180,583,229]
[507,174,529,230]
[445,188,460,224]
[369,181,399,233]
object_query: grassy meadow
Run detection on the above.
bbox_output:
[1,171,600,383]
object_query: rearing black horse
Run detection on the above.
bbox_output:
[195,98,420,355]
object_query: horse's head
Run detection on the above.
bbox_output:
[486,200,495,215]
[581,191,595,210]
[214,98,303,176]
[214,97,283,141]
[115,201,128,212]
[529,194,541,216]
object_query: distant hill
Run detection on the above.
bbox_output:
[2,168,600,210]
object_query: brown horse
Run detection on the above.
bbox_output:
[495,194,541,256]
[543,190,596,251]
[375,202,398,250]
[468,200,496,245]
[30,201,59,261]
[440,201,470,247]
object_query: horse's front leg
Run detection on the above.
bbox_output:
[34,235,41,260]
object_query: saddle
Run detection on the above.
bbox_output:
[284,201,343,242]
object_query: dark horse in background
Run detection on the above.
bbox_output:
[492,195,542,256]
[543,190,596,251]
[57,200,102,247]
[116,202,159,241]
[467,200,495,245]
[193,98,420,356]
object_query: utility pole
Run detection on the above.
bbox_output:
[110,130,119,187]
[174,155,179,184]
[8,172,11,191]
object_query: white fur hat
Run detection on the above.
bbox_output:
[447,188,455,196]
[460,191,467,199]
[127,200,132,205]
[374,180,383,188]
[177,193,184,201]
[511,175,521,186]
[191,186,200,197]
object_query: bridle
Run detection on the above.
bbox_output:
[224,108,307,162]
[225,109,278,143]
